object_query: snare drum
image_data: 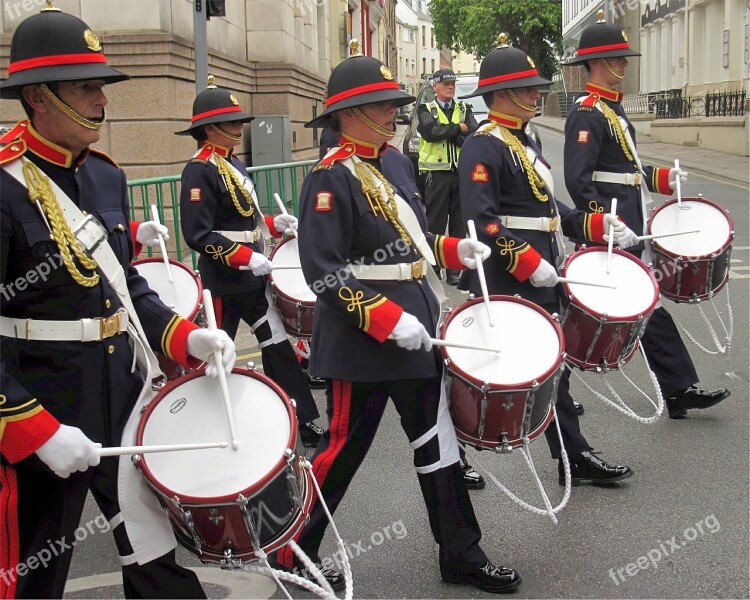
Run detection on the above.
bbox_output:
[439,296,564,451]
[560,247,659,371]
[269,237,316,338]
[647,197,734,303]
[135,368,313,565]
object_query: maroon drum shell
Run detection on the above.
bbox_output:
[268,237,315,338]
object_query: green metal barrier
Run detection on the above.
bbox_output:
[127,160,316,269]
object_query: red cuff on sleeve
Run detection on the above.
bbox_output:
[589,213,606,244]
[227,245,254,269]
[511,246,542,282]
[363,298,403,343]
[441,236,464,271]
[164,317,202,369]
[655,168,672,195]
[1,409,60,463]
[130,221,143,257]
[265,215,282,239]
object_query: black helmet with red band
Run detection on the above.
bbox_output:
[305,40,415,128]
[461,34,551,99]
[566,10,640,65]
[175,77,254,136]
[0,6,129,99]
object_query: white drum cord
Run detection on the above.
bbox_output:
[666,281,734,355]
[568,344,664,425]
[245,459,354,600]
[468,413,571,525]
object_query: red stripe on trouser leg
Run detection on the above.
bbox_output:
[0,465,19,599]
[277,379,352,569]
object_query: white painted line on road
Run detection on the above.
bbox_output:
[725,372,742,381]
[729,272,750,278]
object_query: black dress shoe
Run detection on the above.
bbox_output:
[441,560,522,593]
[559,450,633,486]
[573,400,584,416]
[270,557,345,592]
[302,367,326,389]
[299,421,324,448]
[446,270,461,286]
[666,386,730,419]
[462,464,486,489]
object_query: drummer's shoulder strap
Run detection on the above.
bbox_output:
[312,143,355,172]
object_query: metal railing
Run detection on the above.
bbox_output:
[128,159,316,269]
[653,89,747,120]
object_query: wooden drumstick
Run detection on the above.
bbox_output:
[430,338,502,354]
[150,204,174,283]
[99,441,228,457]
[635,229,700,242]
[674,159,682,208]
[466,220,494,327]
[201,289,240,451]
[606,198,617,274]
[557,277,617,289]
[274,193,298,238]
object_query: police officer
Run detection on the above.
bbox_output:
[274,42,521,594]
[417,68,478,285]
[563,12,730,418]
[0,6,234,598]
[176,80,324,446]
[458,35,633,487]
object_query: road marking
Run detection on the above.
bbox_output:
[726,372,742,381]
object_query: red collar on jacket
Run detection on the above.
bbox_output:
[585,83,623,103]
[488,111,523,130]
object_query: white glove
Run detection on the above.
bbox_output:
[457,238,491,269]
[602,213,626,243]
[528,259,559,287]
[273,214,298,236]
[668,167,688,191]
[135,221,169,247]
[187,328,237,377]
[389,312,432,351]
[247,251,273,276]
[35,424,101,478]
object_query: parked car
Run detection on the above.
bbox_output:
[401,73,543,193]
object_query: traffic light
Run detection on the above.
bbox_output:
[206,0,225,18]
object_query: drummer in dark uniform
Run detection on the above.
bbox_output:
[0,6,235,598]
[563,12,730,418]
[177,79,324,446]
[275,42,521,594]
[457,35,633,487]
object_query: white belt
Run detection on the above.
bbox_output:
[0,309,129,342]
[213,228,261,243]
[498,215,559,232]
[345,260,427,281]
[592,171,641,187]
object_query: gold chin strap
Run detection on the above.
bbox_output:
[353,161,411,246]
[602,59,625,80]
[214,154,255,217]
[22,160,100,287]
[210,123,242,142]
[39,84,105,130]
[351,107,396,138]
[507,89,537,113]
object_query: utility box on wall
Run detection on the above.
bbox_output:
[246,115,292,215]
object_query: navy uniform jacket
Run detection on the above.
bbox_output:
[458,113,611,306]
[298,138,466,382]
[564,83,673,250]
[179,143,282,296]
[0,121,200,463]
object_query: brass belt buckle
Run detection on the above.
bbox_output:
[633,173,641,187]
[411,260,424,280]
[548,217,559,232]
[100,311,123,339]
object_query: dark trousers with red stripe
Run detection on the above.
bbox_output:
[0,456,204,599]
[277,378,488,571]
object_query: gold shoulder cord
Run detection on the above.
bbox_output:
[499,126,549,203]
[353,161,412,246]
[598,101,634,163]
[214,154,255,217]
[22,160,100,287]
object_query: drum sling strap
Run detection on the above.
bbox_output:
[1,158,179,565]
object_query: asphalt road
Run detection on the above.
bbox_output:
[64,127,749,599]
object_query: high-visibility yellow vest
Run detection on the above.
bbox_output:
[418,100,467,171]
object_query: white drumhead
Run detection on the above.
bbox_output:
[140,372,291,498]
[565,251,655,318]
[650,200,730,256]
[270,239,316,303]
[134,261,200,319]
[443,299,560,386]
